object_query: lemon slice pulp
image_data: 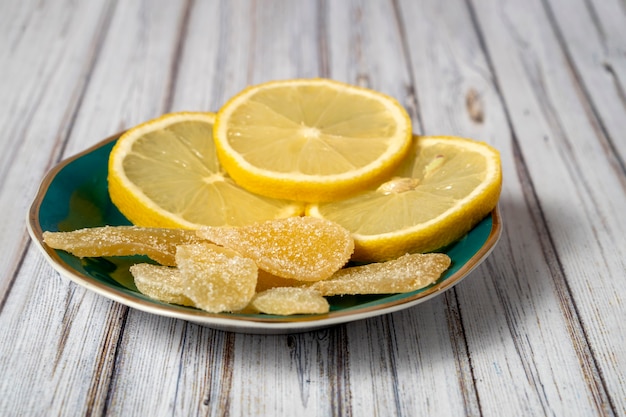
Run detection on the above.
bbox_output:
[108,112,302,228]
[306,136,502,262]
[213,78,413,202]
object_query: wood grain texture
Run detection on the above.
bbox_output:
[0,0,113,306]
[545,0,626,173]
[0,0,624,416]
[468,0,626,414]
[397,0,617,415]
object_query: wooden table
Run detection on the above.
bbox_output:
[2,0,625,415]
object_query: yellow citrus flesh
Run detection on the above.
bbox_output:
[306,136,502,262]
[213,79,413,202]
[108,112,303,229]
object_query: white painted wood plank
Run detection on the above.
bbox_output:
[244,0,323,84]
[0,249,126,415]
[467,0,626,414]
[326,0,419,130]
[169,0,324,113]
[545,0,626,165]
[98,314,191,416]
[60,1,191,157]
[168,0,253,113]
[0,4,120,410]
[0,0,112,297]
[226,331,349,417]
[49,0,209,414]
[346,301,478,416]
[0,1,193,415]
[166,0,232,113]
[170,324,237,415]
[398,0,620,415]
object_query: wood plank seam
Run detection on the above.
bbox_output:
[50,0,119,167]
[328,326,353,417]
[444,290,483,416]
[1,0,118,312]
[391,0,425,134]
[88,304,130,416]
[161,0,194,114]
[0,234,30,312]
[317,0,330,78]
[540,0,626,183]
[384,314,404,416]
[53,284,83,372]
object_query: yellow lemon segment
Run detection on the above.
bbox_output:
[213,78,413,202]
[306,136,502,262]
[108,112,303,229]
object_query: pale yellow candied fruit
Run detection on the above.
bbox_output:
[175,243,257,313]
[255,270,304,293]
[43,226,203,266]
[249,287,329,315]
[130,263,194,306]
[196,216,354,281]
[310,253,451,296]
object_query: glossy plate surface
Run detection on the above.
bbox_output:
[27,133,502,334]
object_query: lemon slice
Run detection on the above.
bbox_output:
[213,78,413,202]
[306,136,502,262]
[108,112,303,228]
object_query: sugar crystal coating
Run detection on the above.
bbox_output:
[250,287,329,315]
[175,243,257,313]
[310,253,451,295]
[43,226,203,266]
[130,263,194,306]
[196,216,354,281]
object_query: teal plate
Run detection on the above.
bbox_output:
[27,132,502,334]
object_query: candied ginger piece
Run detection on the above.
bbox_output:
[176,243,257,313]
[43,226,203,266]
[196,217,354,282]
[310,253,451,296]
[130,263,194,306]
[255,270,304,292]
[249,287,329,315]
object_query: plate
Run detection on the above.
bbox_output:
[27,132,502,334]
